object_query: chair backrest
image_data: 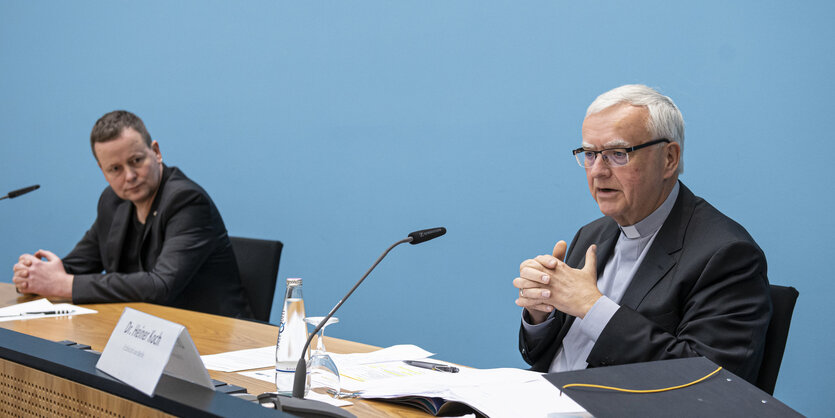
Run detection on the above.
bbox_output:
[230,236,283,322]
[755,284,799,395]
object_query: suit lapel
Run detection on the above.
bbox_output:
[619,240,677,309]
[619,183,695,309]
[558,222,618,335]
[595,226,619,277]
[141,207,156,247]
[105,200,132,271]
[567,220,619,274]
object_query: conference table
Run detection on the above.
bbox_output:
[0,282,431,417]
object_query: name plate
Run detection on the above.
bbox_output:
[96,307,213,396]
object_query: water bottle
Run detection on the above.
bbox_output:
[275,278,308,395]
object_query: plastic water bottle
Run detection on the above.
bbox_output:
[275,278,307,395]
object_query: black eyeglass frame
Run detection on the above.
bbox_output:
[571,138,671,167]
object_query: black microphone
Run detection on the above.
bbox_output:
[288,227,447,406]
[0,184,40,201]
[408,227,446,244]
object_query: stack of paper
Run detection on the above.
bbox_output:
[204,343,587,417]
[354,365,586,417]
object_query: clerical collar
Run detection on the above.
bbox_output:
[619,182,680,239]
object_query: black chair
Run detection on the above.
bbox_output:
[755,284,799,395]
[230,236,283,322]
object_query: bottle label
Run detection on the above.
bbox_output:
[276,298,306,361]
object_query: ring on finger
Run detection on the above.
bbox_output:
[519,288,524,298]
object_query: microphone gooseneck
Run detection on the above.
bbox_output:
[291,227,446,399]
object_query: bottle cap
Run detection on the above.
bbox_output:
[286,278,302,286]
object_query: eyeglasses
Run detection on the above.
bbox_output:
[572,138,671,168]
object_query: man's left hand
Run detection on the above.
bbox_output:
[515,244,602,319]
[12,250,73,298]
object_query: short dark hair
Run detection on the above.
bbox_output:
[90,110,152,159]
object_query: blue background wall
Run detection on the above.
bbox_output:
[1,1,831,415]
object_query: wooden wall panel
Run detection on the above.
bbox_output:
[0,358,172,418]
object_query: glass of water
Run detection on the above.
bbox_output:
[303,316,341,398]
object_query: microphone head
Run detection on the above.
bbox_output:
[8,184,40,199]
[408,227,447,244]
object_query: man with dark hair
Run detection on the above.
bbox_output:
[90,110,153,152]
[514,85,771,383]
[12,110,252,318]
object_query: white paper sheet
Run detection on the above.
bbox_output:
[0,298,97,322]
[338,360,439,391]
[202,343,433,373]
[447,374,587,417]
[358,367,587,417]
[329,344,434,367]
[201,345,274,372]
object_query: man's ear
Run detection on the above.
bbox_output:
[151,140,162,162]
[663,141,681,178]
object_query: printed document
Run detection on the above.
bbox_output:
[0,298,96,322]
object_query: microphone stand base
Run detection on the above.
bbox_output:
[258,393,356,418]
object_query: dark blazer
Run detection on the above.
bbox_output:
[64,165,252,318]
[519,182,772,383]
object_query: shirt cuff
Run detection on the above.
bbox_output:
[576,296,620,342]
[521,309,556,345]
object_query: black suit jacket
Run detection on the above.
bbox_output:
[63,165,252,318]
[519,183,772,383]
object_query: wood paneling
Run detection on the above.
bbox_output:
[0,357,172,418]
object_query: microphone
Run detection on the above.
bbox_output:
[408,227,446,244]
[0,185,40,201]
[288,227,447,407]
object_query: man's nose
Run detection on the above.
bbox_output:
[125,167,137,181]
[588,155,611,176]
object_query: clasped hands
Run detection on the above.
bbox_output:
[514,240,602,324]
[12,250,73,298]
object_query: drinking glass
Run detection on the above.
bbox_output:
[303,316,341,398]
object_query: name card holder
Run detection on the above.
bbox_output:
[96,307,214,397]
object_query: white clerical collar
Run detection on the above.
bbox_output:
[619,182,680,239]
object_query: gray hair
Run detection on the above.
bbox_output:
[586,84,685,174]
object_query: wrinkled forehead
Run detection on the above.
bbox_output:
[581,138,631,149]
[581,104,650,148]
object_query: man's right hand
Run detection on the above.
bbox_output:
[12,254,34,294]
[515,239,602,324]
[514,241,568,324]
[12,250,74,298]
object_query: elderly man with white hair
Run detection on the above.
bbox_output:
[515,84,771,383]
